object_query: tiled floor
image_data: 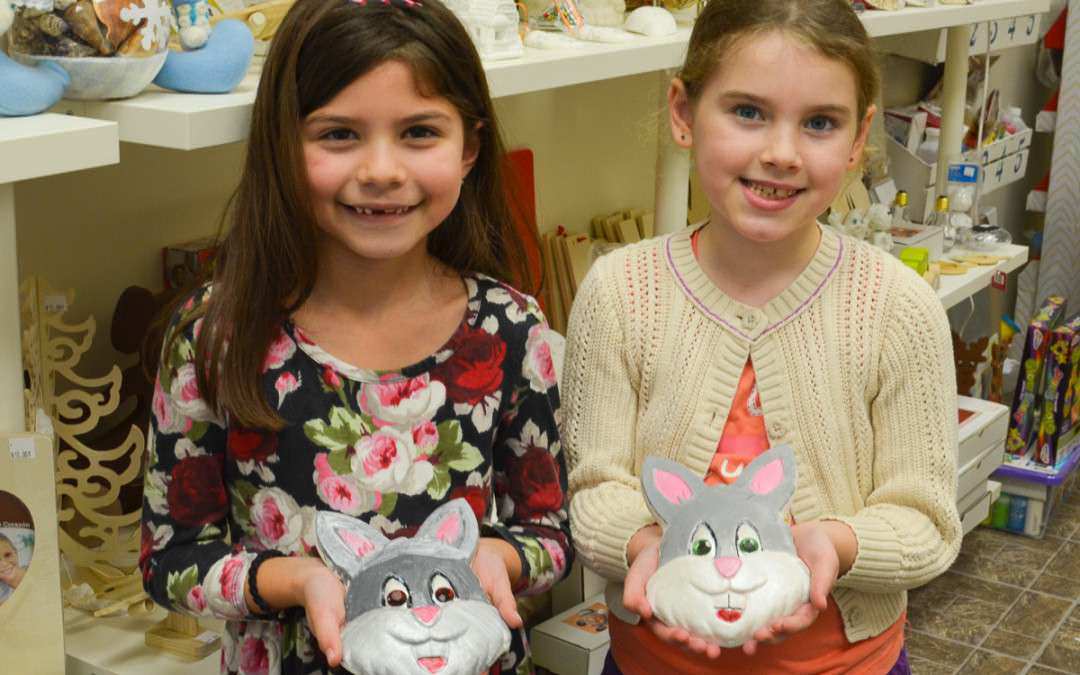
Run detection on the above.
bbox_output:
[907,486,1080,674]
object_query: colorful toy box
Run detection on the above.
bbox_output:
[1007,295,1067,459]
[1034,315,1080,465]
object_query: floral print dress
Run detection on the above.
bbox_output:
[140,274,572,675]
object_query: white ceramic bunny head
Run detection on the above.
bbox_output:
[641,445,810,647]
[316,499,511,675]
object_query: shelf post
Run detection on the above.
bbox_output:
[936,25,972,196]
[654,69,691,235]
[0,183,26,433]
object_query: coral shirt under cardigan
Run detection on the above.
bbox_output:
[563,225,962,648]
[141,274,572,675]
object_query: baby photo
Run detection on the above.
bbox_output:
[0,491,35,606]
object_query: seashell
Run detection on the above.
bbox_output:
[54,0,77,9]
[19,7,48,19]
[8,14,48,52]
[65,0,114,54]
[54,34,98,56]
[31,11,68,36]
[116,19,154,56]
[92,0,135,47]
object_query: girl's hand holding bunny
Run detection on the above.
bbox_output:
[471,537,524,629]
[744,520,856,652]
[624,524,726,659]
[245,556,348,667]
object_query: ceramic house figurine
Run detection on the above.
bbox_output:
[641,446,811,647]
[444,0,522,61]
[0,0,70,115]
[316,499,511,675]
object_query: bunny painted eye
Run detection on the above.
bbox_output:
[735,523,762,556]
[430,573,457,604]
[688,523,716,557]
[382,577,411,607]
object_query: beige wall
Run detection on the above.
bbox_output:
[13,27,1057,374]
[13,71,663,375]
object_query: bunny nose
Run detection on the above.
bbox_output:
[715,557,742,578]
[412,605,441,625]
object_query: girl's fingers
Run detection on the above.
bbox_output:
[483,567,522,628]
[311,610,342,666]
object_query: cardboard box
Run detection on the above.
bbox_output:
[531,595,610,675]
[1007,296,1067,459]
[890,225,945,260]
[959,396,1010,467]
[162,237,218,290]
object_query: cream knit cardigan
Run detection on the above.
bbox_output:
[563,225,962,643]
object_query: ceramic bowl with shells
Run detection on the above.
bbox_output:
[6,0,172,99]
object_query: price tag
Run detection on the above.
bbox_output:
[991,270,1007,290]
[8,437,36,460]
[195,631,219,644]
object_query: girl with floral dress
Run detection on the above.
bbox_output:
[140,0,571,672]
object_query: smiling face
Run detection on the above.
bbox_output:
[670,29,874,248]
[0,539,16,575]
[301,59,479,268]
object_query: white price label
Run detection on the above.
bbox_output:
[8,437,36,460]
[195,631,219,644]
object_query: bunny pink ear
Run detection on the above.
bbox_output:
[338,529,378,558]
[749,459,784,496]
[641,456,705,527]
[435,512,463,546]
[315,511,390,579]
[416,499,479,558]
[653,468,694,506]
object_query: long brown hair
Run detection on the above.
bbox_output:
[680,0,880,123]
[177,0,527,430]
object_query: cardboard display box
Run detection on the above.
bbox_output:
[1034,315,1080,466]
[531,595,610,675]
[1007,296,1067,459]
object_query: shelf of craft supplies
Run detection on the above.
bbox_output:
[0,114,118,184]
[994,431,1080,487]
[936,242,1028,310]
[65,606,222,675]
[34,0,1048,151]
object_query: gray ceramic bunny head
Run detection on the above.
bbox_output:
[316,499,511,675]
[640,445,810,647]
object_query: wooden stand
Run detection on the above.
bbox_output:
[144,611,221,661]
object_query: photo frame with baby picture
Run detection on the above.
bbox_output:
[0,490,34,605]
[0,433,65,674]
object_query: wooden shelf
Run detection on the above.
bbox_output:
[0,114,118,184]
[46,0,1048,150]
[860,0,1049,37]
[64,607,222,675]
[937,243,1029,310]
